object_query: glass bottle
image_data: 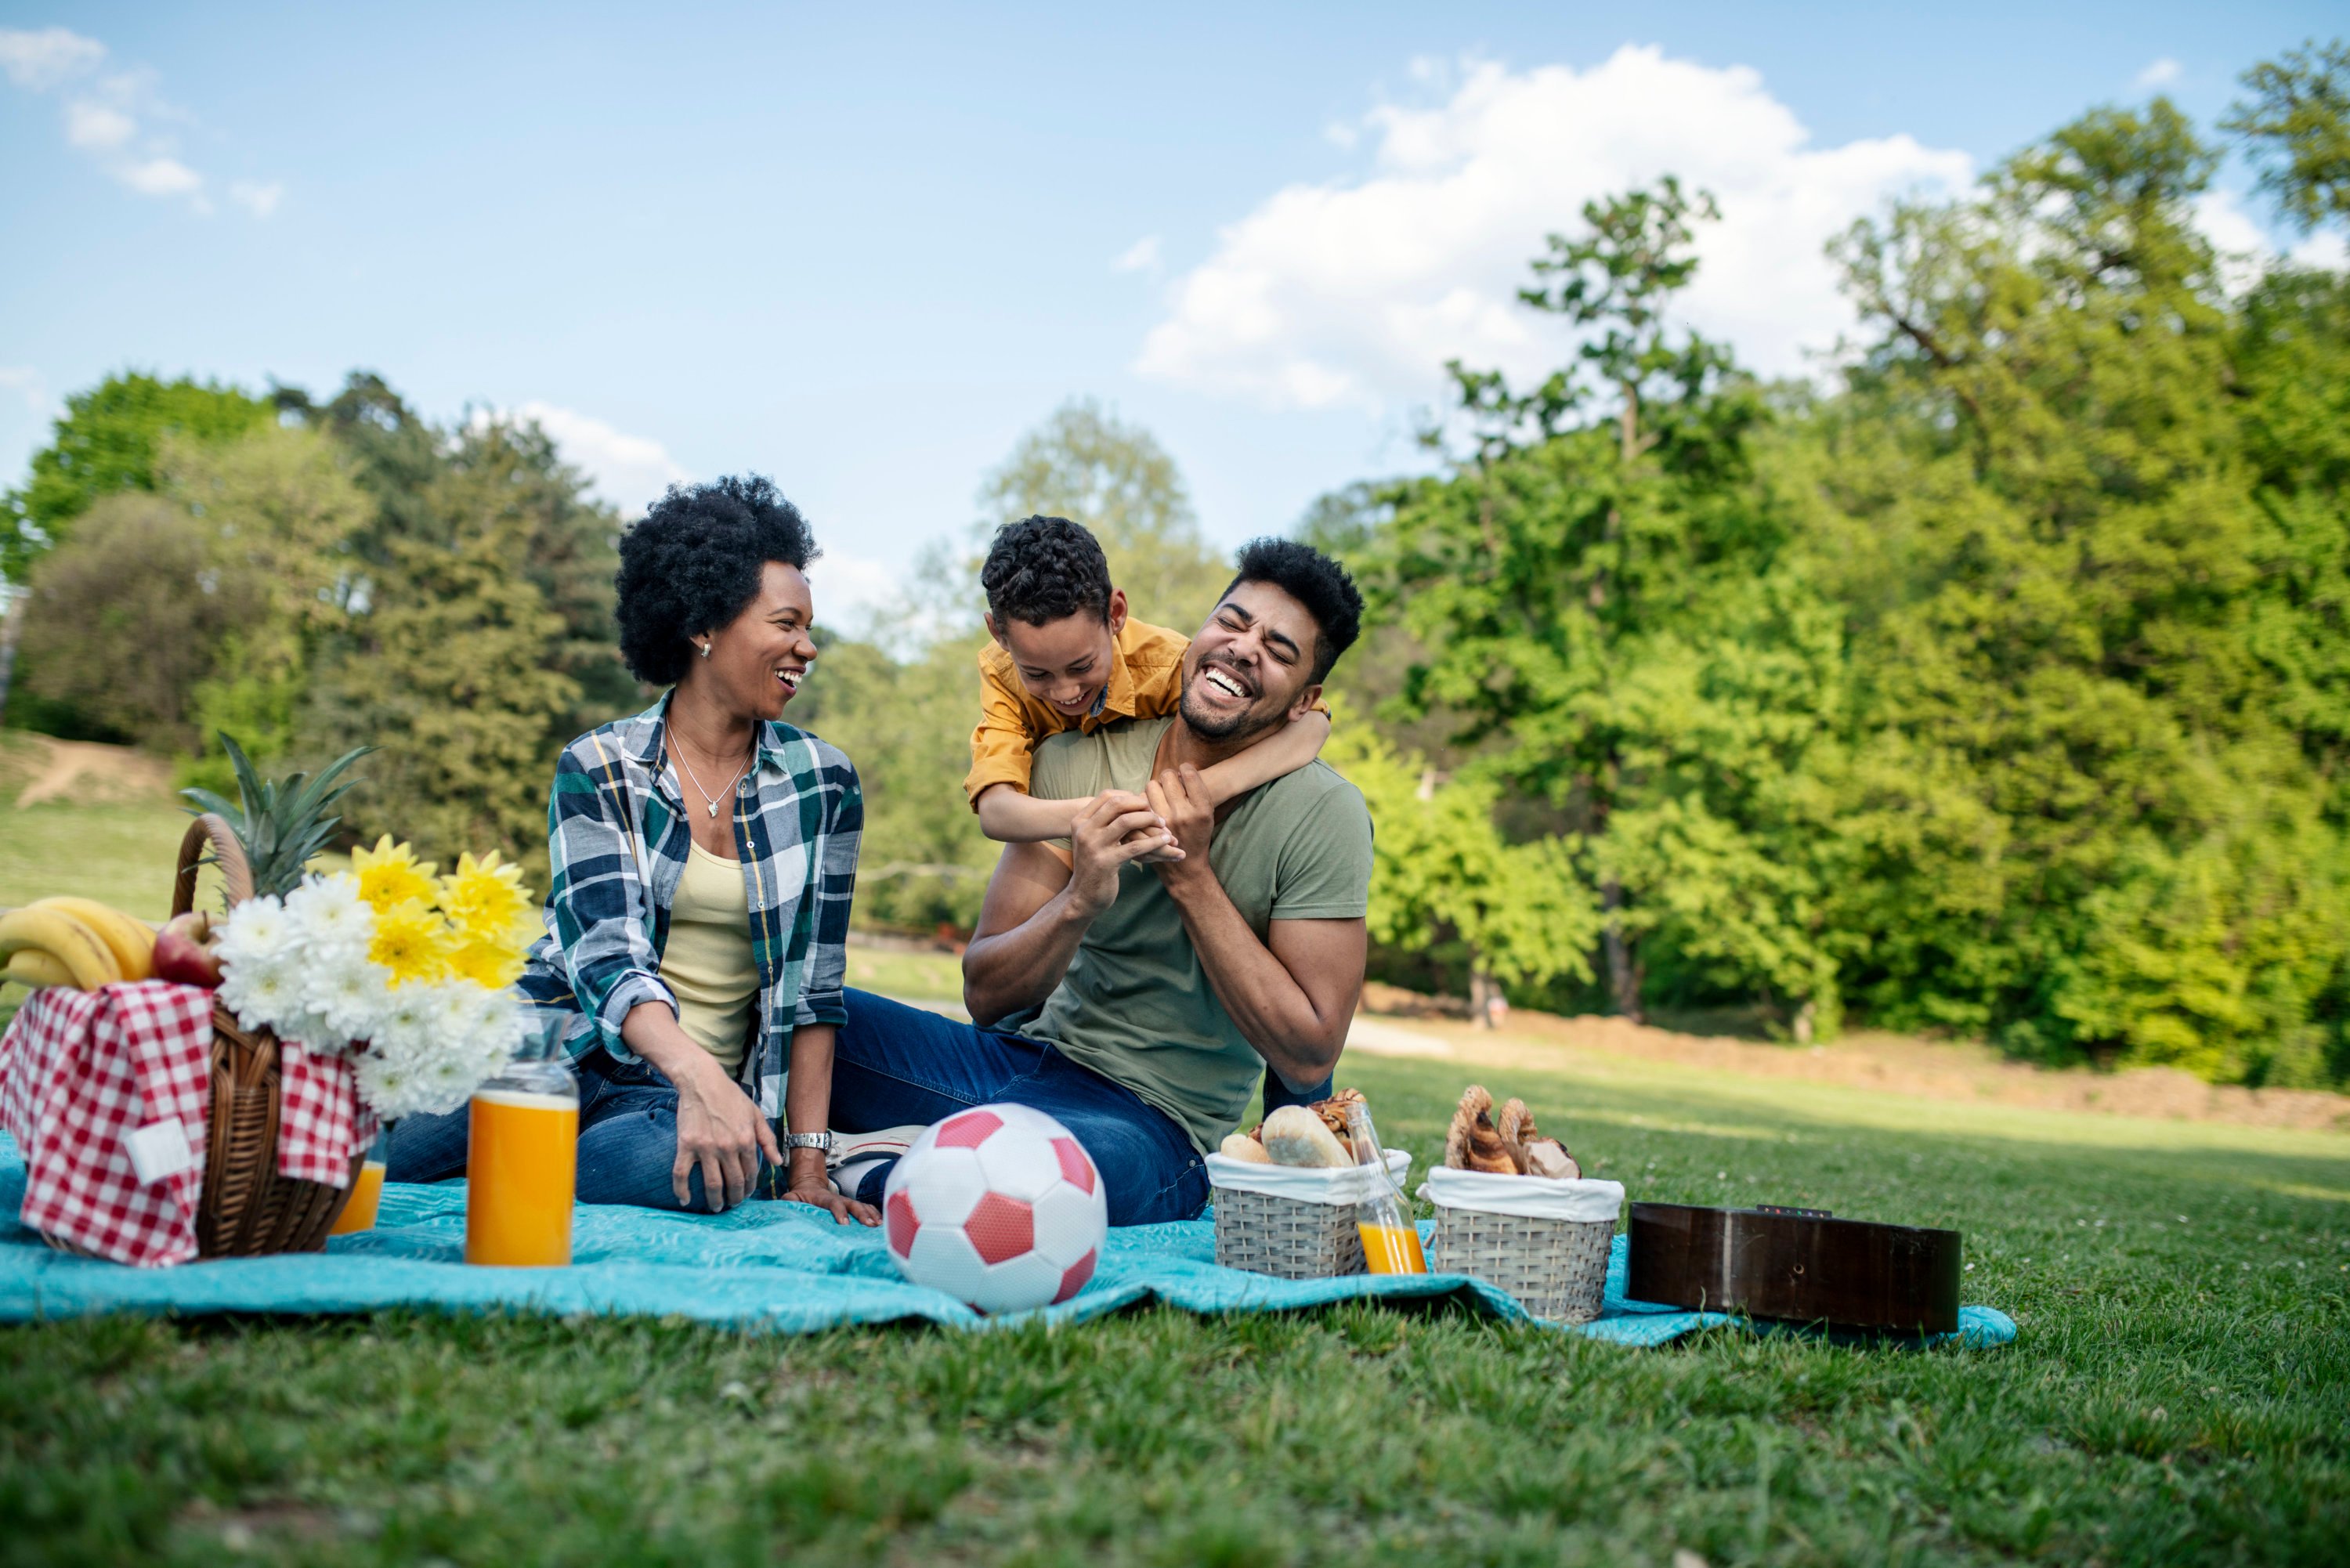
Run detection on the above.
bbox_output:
[465,1025,579,1267]
[1346,1100,1426,1275]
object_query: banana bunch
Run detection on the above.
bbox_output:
[0,898,158,990]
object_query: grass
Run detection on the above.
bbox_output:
[2,788,2346,1563]
[2,1048,2344,1566]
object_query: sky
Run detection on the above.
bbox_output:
[2,2,2341,629]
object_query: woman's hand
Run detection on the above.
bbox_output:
[782,1178,880,1227]
[670,1050,783,1212]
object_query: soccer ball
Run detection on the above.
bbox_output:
[882,1104,1108,1313]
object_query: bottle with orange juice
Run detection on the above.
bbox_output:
[1345,1099,1426,1275]
[465,1035,578,1267]
[328,1125,392,1237]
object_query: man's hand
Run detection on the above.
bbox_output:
[1067,791,1174,916]
[670,1051,783,1212]
[1146,764,1216,891]
[782,1176,880,1227]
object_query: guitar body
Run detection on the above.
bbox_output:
[1627,1203,1962,1335]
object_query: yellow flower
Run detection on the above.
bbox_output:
[369,898,454,987]
[351,835,438,914]
[439,851,532,937]
[447,934,525,991]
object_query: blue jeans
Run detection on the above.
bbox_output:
[831,989,1209,1227]
[384,1049,775,1212]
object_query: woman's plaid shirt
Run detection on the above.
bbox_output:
[517,695,863,1119]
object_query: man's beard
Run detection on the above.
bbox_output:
[1178,663,1286,743]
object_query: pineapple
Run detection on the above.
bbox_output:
[181,734,373,898]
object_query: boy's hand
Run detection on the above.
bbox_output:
[1086,789,1184,863]
[1146,764,1217,889]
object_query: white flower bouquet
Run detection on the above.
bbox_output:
[212,840,536,1120]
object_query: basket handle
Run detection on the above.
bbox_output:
[173,814,254,916]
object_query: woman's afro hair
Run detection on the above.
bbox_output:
[615,474,818,685]
[980,515,1114,627]
[1223,537,1363,685]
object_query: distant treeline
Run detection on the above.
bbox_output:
[5,47,2348,1086]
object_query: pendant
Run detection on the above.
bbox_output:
[707,801,720,818]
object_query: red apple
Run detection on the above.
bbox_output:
[153,912,224,988]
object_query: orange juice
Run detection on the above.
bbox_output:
[328,1160,386,1235]
[465,1087,578,1266]
[1358,1223,1428,1275]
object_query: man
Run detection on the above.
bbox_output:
[826,539,1374,1225]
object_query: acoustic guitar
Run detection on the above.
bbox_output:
[1626,1202,1962,1335]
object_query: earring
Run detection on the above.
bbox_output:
[699,641,712,659]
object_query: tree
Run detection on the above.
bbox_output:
[1377,181,1825,1024]
[2224,38,2350,233]
[1325,717,1597,1024]
[1,373,274,723]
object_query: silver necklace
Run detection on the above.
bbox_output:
[672,735,754,819]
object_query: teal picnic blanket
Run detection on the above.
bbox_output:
[0,1135,2013,1347]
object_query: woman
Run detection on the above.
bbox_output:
[388,475,876,1225]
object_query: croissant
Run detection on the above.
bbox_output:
[1310,1088,1365,1158]
[1496,1096,1579,1178]
[1444,1086,1518,1173]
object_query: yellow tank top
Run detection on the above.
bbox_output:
[663,842,758,1071]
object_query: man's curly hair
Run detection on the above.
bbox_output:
[1224,537,1363,685]
[615,474,819,685]
[980,515,1113,628]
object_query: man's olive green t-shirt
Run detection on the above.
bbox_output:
[1016,716,1374,1154]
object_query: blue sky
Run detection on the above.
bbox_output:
[2,2,2339,625]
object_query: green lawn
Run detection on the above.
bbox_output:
[3,790,2345,1564]
[2,1046,2343,1566]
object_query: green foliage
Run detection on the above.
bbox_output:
[1325,716,1597,995]
[2225,37,2350,233]
[1,372,273,580]
[183,734,370,899]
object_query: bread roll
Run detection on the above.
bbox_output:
[1260,1104,1353,1168]
[1218,1133,1274,1164]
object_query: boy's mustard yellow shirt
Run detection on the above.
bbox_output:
[964,617,1191,807]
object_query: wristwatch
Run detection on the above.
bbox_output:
[780,1130,835,1157]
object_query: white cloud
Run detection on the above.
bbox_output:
[2195,186,2350,292]
[229,179,284,218]
[63,99,133,150]
[118,155,202,198]
[0,26,103,89]
[2137,58,2182,89]
[0,27,277,216]
[505,401,695,518]
[805,551,901,630]
[0,365,52,418]
[1112,235,1161,273]
[1137,47,1973,413]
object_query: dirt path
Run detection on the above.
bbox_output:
[1344,1007,2350,1133]
[7,735,174,807]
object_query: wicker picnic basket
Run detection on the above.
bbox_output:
[1213,1183,1368,1280]
[173,814,364,1256]
[1427,1207,1614,1324]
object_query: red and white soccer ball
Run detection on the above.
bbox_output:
[882,1104,1108,1313]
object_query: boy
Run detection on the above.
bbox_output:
[965,513,1331,848]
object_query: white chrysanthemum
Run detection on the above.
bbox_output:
[215,895,291,968]
[354,1050,439,1120]
[298,953,387,1046]
[283,873,374,960]
[219,949,300,1032]
[371,985,439,1057]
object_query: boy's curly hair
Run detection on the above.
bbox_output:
[615,474,818,685]
[980,515,1113,628]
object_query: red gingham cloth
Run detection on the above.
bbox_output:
[0,985,377,1266]
[0,982,215,1266]
[276,1041,377,1186]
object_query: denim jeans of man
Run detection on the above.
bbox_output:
[830,988,1214,1227]
[384,1046,773,1212]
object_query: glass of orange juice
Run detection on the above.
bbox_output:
[328,1126,391,1236]
[465,1050,578,1267]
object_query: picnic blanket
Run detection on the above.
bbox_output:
[0,1134,2014,1348]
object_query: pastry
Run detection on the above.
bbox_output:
[1260,1104,1354,1168]
[1308,1088,1365,1159]
[1497,1097,1579,1179]
[1218,1133,1274,1164]
[1444,1086,1518,1174]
